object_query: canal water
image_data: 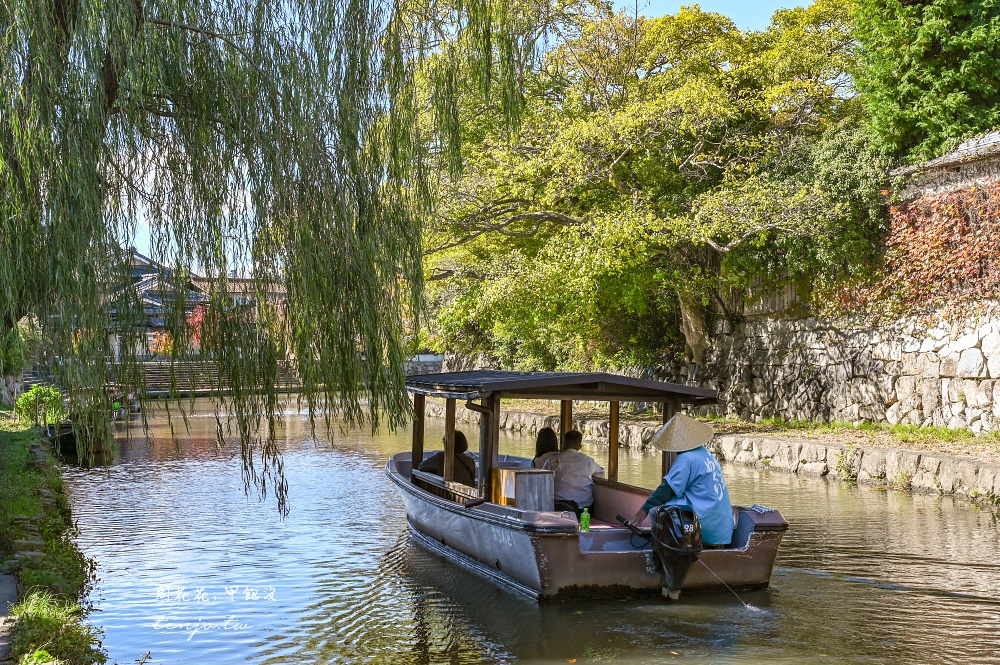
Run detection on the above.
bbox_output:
[62,402,1000,664]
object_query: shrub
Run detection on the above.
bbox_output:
[15,386,66,425]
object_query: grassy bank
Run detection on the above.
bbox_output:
[0,409,105,665]
[490,398,1000,462]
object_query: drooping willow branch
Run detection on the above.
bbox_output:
[0,0,552,515]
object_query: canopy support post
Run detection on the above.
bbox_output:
[410,393,425,482]
[444,398,456,482]
[559,400,574,449]
[661,399,680,478]
[477,392,499,501]
[608,400,620,482]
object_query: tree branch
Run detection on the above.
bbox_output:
[146,17,270,79]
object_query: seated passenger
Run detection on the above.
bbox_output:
[631,413,734,546]
[543,430,605,516]
[532,426,560,468]
[418,430,476,487]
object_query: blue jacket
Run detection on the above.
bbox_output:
[641,446,734,545]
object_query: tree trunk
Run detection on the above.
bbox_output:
[678,293,709,367]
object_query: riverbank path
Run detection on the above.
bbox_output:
[0,573,16,659]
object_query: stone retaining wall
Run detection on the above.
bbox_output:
[425,403,1000,505]
[651,313,1000,434]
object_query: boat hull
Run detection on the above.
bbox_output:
[388,453,788,601]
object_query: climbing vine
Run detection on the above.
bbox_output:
[842,182,1000,315]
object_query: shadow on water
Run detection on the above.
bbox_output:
[59,399,1000,665]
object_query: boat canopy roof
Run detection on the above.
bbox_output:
[405,370,719,404]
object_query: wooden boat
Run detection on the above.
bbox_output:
[387,371,789,601]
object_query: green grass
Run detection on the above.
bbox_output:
[0,417,106,665]
[700,413,1000,447]
[0,419,46,553]
[9,590,105,665]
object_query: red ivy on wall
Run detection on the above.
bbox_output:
[842,181,1000,312]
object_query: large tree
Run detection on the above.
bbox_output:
[854,0,1000,161]
[422,0,887,370]
[0,0,539,512]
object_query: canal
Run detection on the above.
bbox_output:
[62,401,1000,664]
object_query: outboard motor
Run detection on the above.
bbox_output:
[649,504,703,599]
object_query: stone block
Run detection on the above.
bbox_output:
[957,348,987,378]
[982,331,1000,358]
[896,375,918,400]
[752,439,783,460]
[798,442,828,463]
[885,450,921,483]
[934,459,980,496]
[975,379,994,408]
[940,354,960,377]
[857,449,888,484]
[717,436,742,462]
[14,539,44,553]
[976,464,1000,495]
[917,353,940,376]
[919,337,941,353]
[989,354,1000,380]
[921,381,942,418]
[768,443,802,472]
[982,412,997,432]
[799,461,829,476]
[911,456,943,493]
[953,330,981,352]
[929,324,950,341]
[733,448,758,467]
[885,402,903,425]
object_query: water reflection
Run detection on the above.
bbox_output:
[60,400,1000,664]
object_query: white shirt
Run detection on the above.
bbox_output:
[532,451,559,469]
[543,448,606,507]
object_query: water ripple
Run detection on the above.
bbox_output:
[59,403,1000,665]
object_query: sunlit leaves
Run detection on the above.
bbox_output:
[423,0,882,369]
[854,0,1000,161]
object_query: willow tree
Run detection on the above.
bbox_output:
[0,0,536,513]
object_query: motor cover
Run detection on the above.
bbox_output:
[649,504,703,591]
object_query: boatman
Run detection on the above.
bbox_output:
[631,413,734,546]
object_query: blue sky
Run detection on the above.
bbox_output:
[620,1,801,30]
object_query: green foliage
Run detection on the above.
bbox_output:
[1,327,25,377]
[854,0,1000,161]
[0,0,546,512]
[424,0,886,368]
[834,443,862,480]
[0,424,42,553]
[15,387,66,426]
[10,591,106,665]
[1,424,103,665]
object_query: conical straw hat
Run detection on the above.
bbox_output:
[648,413,714,452]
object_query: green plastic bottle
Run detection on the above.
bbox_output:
[579,507,591,532]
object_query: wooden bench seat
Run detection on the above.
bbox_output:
[411,469,479,504]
